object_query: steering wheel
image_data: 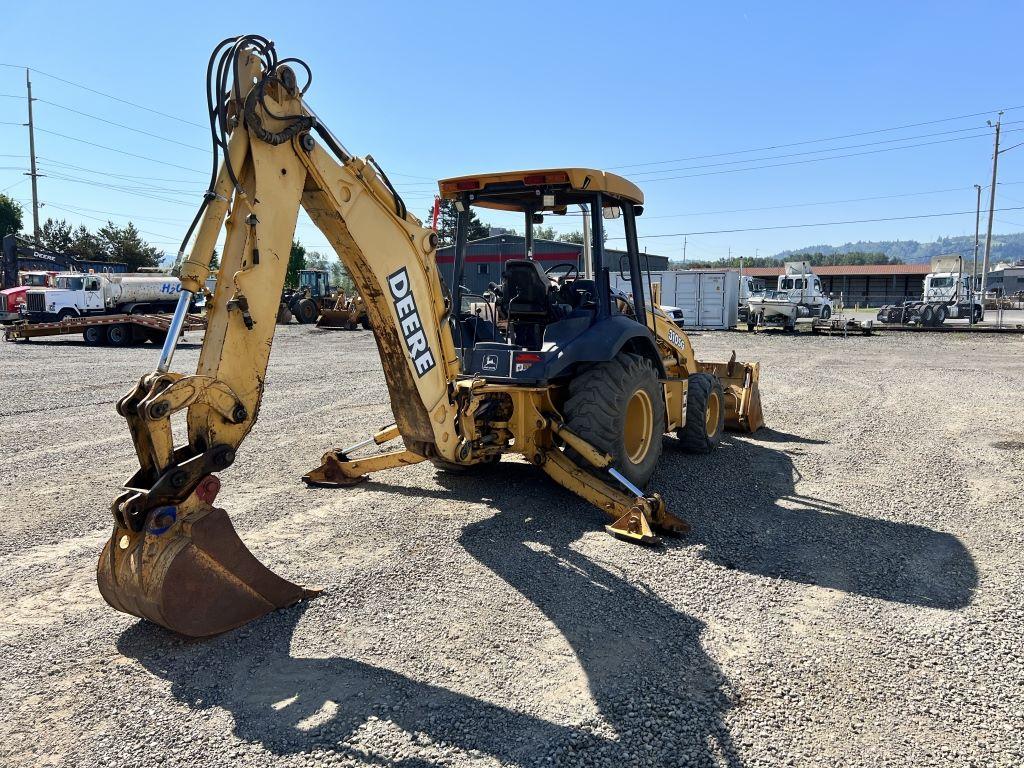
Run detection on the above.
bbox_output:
[545,262,580,285]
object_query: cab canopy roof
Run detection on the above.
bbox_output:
[438,168,643,212]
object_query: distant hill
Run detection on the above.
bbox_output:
[773,232,1024,264]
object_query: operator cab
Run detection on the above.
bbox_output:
[439,168,660,384]
[297,268,330,298]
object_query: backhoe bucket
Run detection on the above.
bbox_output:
[699,358,764,433]
[97,484,316,638]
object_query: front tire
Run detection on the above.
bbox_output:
[677,373,725,454]
[294,298,318,324]
[819,304,832,320]
[563,352,665,488]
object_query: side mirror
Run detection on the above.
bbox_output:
[531,213,544,224]
[633,204,644,217]
[602,206,621,220]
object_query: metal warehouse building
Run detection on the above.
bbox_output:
[436,235,669,297]
[740,264,932,307]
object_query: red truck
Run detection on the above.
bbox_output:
[0,271,57,322]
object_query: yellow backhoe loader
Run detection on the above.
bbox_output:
[97,35,763,638]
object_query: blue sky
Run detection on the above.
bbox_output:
[2,1,1022,263]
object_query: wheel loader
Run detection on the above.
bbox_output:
[97,35,764,638]
[278,267,339,324]
[316,291,371,330]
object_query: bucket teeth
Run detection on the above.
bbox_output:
[97,497,317,638]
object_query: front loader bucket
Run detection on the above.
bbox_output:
[97,490,317,638]
[699,357,764,433]
[315,308,353,329]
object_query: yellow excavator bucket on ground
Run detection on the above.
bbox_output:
[98,481,319,637]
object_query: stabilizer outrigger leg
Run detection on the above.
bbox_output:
[301,424,425,486]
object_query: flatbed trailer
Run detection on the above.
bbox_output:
[4,312,206,345]
[811,317,874,336]
[871,321,1023,334]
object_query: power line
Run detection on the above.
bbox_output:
[38,156,201,185]
[40,202,179,241]
[0,63,207,130]
[41,169,201,197]
[609,104,1024,170]
[632,128,1024,184]
[12,197,190,224]
[32,127,206,174]
[39,172,199,206]
[34,98,208,151]
[627,122,1023,179]
[608,205,1024,239]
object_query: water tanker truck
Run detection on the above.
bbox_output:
[22,272,188,322]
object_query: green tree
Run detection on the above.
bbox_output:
[209,249,220,270]
[305,250,329,271]
[330,261,355,295]
[286,239,306,287]
[558,231,585,244]
[533,225,558,241]
[97,221,163,271]
[0,194,23,240]
[38,218,74,253]
[430,199,490,247]
[70,225,105,259]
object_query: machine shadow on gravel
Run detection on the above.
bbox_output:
[115,431,973,765]
[117,462,744,767]
[661,431,977,610]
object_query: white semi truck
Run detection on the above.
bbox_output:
[22,272,186,322]
[876,256,983,327]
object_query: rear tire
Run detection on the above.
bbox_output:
[919,305,935,326]
[563,352,665,488]
[295,298,318,324]
[105,323,130,347]
[677,373,725,454]
[83,325,105,346]
[361,316,372,330]
[973,304,984,322]
[933,305,948,326]
[746,321,756,332]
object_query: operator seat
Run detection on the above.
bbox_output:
[501,260,553,321]
[499,259,563,349]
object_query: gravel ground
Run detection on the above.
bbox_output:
[0,324,1021,767]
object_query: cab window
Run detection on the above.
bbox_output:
[55,276,84,290]
[794,278,805,289]
[85,278,101,291]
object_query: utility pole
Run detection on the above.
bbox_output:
[981,113,1002,304]
[682,236,687,265]
[24,69,42,244]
